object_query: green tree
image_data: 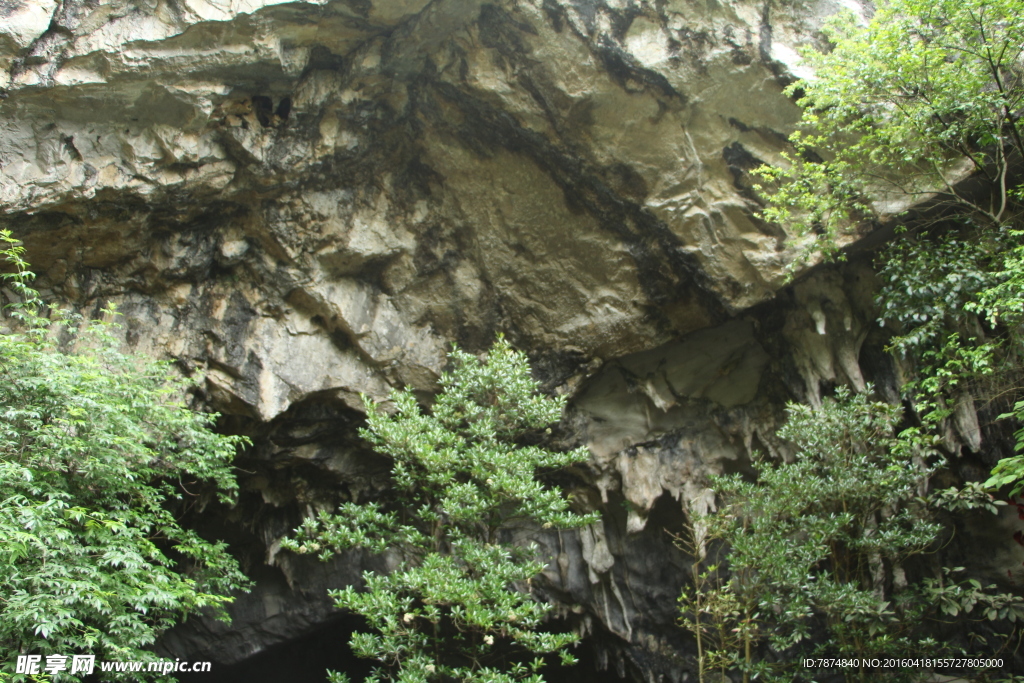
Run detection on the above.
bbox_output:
[0,231,250,681]
[284,338,598,683]
[758,0,1024,259]
[680,388,1023,683]
[755,0,1024,489]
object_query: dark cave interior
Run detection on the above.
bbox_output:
[173,617,630,683]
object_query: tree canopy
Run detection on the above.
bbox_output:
[759,0,1024,258]
[699,1,1024,677]
[757,0,1024,490]
[681,388,1023,683]
[0,231,249,682]
[285,337,597,683]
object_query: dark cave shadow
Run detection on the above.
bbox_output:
[173,617,373,683]
[172,617,628,683]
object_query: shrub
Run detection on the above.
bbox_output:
[285,337,598,683]
[680,387,1023,683]
[0,230,249,681]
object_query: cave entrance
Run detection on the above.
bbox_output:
[173,616,372,683]
[173,618,628,683]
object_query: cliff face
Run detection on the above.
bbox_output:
[3,0,1019,679]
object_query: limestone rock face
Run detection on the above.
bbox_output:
[1,0,862,413]
[13,0,1010,680]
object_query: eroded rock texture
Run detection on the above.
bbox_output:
[5,0,1022,679]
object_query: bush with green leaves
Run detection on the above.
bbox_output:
[755,0,1024,491]
[873,228,1022,430]
[0,231,249,681]
[757,0,1024,260]
[284,338,598,683]
[680,387,1024,683]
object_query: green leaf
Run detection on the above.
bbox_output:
[286,336,595,683]
[0,231,251,682]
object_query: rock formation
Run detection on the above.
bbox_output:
[3,0,1021,679]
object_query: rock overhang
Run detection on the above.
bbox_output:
[1,1,906,677]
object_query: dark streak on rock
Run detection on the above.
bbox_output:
[541,0,566,32]
[422,78,725,322]
[727,117,752,133]
[758,0,772,64]
[59,133,82,161]
[251,95,273,127]
[603,4,644,42]
[756,0,797,85]
[300,46,350,81]
[274,96,291,120]
[593,36,685,104]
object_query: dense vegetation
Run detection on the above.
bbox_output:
[285,338,597,683]
[0,231,249,682]
[680,389,1023,682]
[5,0,1024,680]
[757,0,1024,487]
[679,0,1024,679]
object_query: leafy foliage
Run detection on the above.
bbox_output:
[756,0,1024,490]
[757,0,1024,262]
[680,388,1023,683]
[874,229,1016,425]
[284,338,598,683]
[0,230,249,681]
[687,0,1024,670]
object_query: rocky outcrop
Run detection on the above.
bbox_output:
[5,0,1021,679]
[2,0,853,418]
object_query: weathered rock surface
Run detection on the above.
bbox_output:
[5,0,1022,679]
[0,0,867,419]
